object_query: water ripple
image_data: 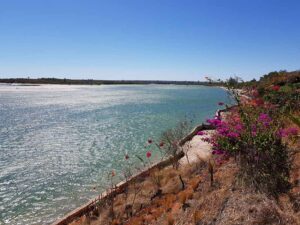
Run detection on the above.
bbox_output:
[0,84,229,224]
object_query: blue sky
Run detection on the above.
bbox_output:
[0,0,299,81]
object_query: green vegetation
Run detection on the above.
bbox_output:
[54,69,300,225]
[0,77,215,86]
[204,71,300,196]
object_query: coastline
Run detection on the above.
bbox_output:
[0,82,231,225]
[0,78,221,86]
[51,106,233,225]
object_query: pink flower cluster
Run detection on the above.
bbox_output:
[206,116,241,141]
[197,131,205,135]
[258,113,272,127]
[278,127,299,137]
[203,113,245,160]
[212,150,224,155]
[206,118,222,127]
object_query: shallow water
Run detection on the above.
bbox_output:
[0,84,229,224]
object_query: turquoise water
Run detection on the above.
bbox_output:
[0,84,229,224]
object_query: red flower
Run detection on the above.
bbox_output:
[146,151,152,158]
[272,85,280,91]
[159,141,164,147]
[251,98,264,106]
[148,139,152,144]
[125,154,129,160]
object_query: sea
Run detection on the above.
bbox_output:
[0,84,230,224]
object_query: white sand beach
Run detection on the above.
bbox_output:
[180,130,214,165]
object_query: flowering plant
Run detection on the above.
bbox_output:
[203,86,297,195]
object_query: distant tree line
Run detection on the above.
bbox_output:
[3,70,298,87]
[0,77,223,86]
[222,70,300,88]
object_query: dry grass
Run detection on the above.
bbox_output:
[216,190,300,225]
[69,150,300,225]
[289,143,300,219]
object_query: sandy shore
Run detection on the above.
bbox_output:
[180,108,233,166]
[180,130,214,165]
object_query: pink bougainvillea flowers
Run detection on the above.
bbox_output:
[234,123,243,131]
[258,113,272,126]
[197,131,205,135]
[278,127,299,137]
[212,150,224,155]
[206,118,222,127]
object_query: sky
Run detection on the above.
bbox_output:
[0,0,299,81]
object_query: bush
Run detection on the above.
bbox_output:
[262,85,300,113]
[204,90,296,195]
[160,120,193,157]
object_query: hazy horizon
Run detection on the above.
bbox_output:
[1,0,300,81]
[0,77,244,82]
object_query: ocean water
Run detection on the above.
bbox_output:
[0,84,230,225]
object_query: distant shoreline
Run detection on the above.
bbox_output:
[0,78,224,86]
